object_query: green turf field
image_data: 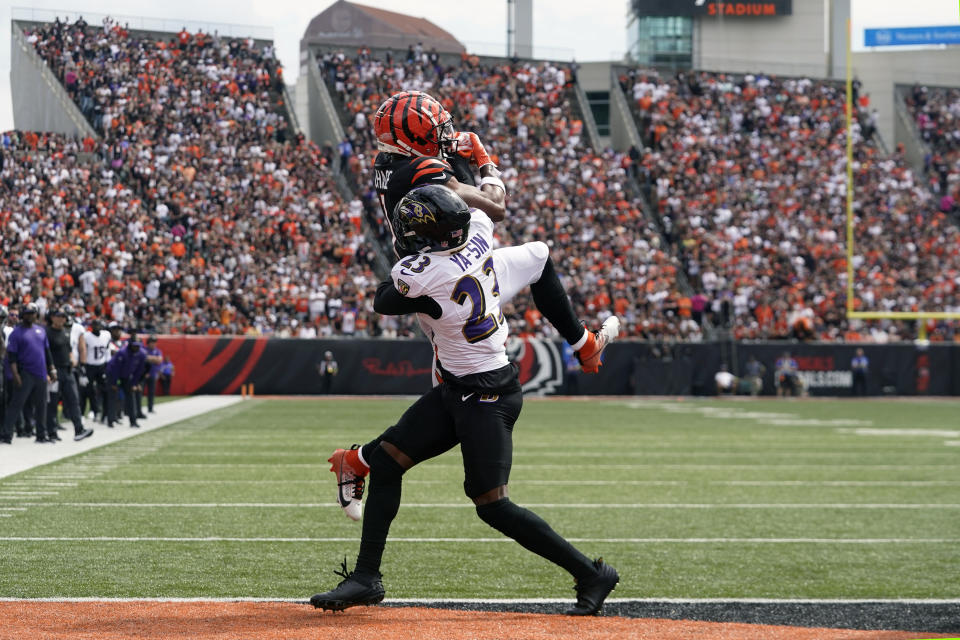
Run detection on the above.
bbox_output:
[1,397,958,599]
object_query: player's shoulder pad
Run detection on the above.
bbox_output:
[393,155,453,188]
[469,208,494,236]
[390,259,426,298]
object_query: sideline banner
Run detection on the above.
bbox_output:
[153,337,958,397]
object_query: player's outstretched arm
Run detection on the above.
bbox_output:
[447,132,506,222]
[373,281,442,319]
[445,168,505,222]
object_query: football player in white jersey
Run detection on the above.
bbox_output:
[81,319,112,423]
[310,185,619,616]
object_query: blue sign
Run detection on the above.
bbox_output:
[865,25,960,47]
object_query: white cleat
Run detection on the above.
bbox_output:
[576,316,621,373]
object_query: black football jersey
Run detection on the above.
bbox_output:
[373,152,476,257]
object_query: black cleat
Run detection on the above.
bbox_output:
[565,558,619,616]
[74,428,94,442]
[309,559,385,612]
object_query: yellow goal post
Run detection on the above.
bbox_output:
[843,19,960,340]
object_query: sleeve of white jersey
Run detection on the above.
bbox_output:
[391,261,425,299]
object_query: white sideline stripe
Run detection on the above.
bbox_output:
[9,502,960,509]
[0,537,956,544]
[0,508,27,511]
[1,597,959,604]
[0,396,245,480]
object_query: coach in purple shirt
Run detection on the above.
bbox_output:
[106,338,147,428]
[1,303,57,444]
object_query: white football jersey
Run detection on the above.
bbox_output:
[391,210,508,377]
[69,321,85,362]
[83,331,112,365]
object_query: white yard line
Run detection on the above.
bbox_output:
[713,480,960,486]
[0,536,956,544]
[0,396,245,481]
[7,502,960,509]
[122,463,960,469]
[1,596,958,604]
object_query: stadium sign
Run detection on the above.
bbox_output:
[631,0,792,17]
[864,25,960,47]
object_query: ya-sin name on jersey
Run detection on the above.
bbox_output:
[390,211,507,377]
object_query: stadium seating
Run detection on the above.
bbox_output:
[321,51,691,341]
[903,84,960,216]
[5,16,958,343]
[3,17,386,337]
[621,68,960,342]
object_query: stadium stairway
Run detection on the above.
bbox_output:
[608,73,709,337]
[10,20,99,139]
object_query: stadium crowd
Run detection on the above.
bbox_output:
[4,16,958,344]
[904,84,960,216]
[623,68,960,342]
[2,16,396,338]
[321,49,693,341]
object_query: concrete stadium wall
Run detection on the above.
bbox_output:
[695,0,828,78]
[10,22,98,138]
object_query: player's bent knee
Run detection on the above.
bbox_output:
[379,440,415,470]
[528,241,549,262]
[368,445,407,483]
[475,495,519,530]
[471,484,509,506]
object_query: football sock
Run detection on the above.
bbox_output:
[354,445,405,578]
[360,438,381,466]
[476,497,596,580]
[529,257,587,346]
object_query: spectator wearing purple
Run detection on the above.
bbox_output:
[106,337,147,428]
[2,303,56,444]
[142,335,163,414]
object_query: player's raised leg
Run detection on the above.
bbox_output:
[493,242,621,373]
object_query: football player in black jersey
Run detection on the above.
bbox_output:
[371,91,506,258]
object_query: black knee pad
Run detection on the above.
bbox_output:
[475,497,516,530]
[368,444,406,485]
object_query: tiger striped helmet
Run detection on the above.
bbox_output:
[373,91,456,157]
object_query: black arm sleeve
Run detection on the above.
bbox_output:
[374,281,442,319]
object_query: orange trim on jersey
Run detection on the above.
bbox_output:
[412,165,448,183]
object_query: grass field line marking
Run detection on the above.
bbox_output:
[0,508,27,511]
[2,482,77,487]
[133,463,960,469]
[75,479,687,486]
[2,597,960,604]
[11,502,960,509]
[0,491,59,495]
[721,479,960,488]
[144,450,958,459]
[849,428,960,438]
[1,536,957,544]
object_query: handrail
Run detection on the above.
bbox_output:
[281,82,302,138]
[572,81,601,152]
